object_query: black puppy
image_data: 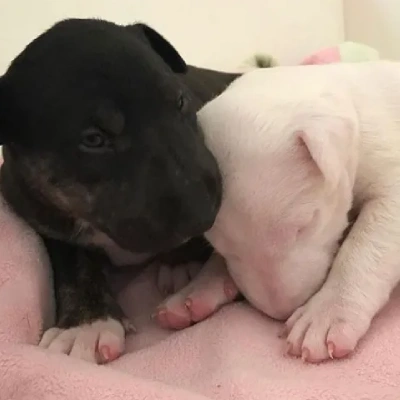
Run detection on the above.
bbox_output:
[0,18,249,363]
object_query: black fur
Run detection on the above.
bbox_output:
[0,18,243,332]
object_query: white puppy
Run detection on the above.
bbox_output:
[156,61,400,363]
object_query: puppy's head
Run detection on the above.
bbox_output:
[0,19,222,253]
[201,89,359,319]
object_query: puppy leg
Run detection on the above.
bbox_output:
[39,239,133,364]
[154,253,239,329]
[157,262,202,297]
[156,236,213,296]
[284,196,400,363]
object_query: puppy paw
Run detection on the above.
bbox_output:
[157,262,202,296]
[39,318,131,364]
[154,256,238,330]
[282,288,371,363]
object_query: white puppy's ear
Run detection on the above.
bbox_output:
[296,112,358,191]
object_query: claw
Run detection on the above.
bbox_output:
[327,341,335,359]
[184,298,192,310]
[301,347,310,362]
[100,345,111,362]
[122,319,137,334]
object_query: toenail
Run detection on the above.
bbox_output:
[100,346,111,362]
[327,341,335,359]
[301,348,310,362]
[185,298,192,309]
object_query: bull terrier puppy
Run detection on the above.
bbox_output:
[157,61,400,363]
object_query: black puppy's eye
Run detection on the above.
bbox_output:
[177,93,186,111]
[80,128,109,152]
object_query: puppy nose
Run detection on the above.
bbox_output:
[197,207,218,231]
[175,193,219,238]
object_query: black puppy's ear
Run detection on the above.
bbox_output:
[126,23,187,73]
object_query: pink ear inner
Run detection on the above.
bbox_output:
[295,129,341,191]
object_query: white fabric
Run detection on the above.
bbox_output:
[0,0,344,72]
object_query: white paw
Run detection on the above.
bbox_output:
[154,255,238,330]
[39,318,130,364]
[157,262,202,296]
[283,287,372,363]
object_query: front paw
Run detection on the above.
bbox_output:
[154,257,238,330]
[156,262,202,297]
[282,288,372,363]
[39,318,134,364]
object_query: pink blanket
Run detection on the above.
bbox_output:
[0,194,399,400]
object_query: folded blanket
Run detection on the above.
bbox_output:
[0,187,399,400]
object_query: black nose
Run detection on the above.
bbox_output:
[174,204,216,238]
[175,169,222,236]
[196,204,218,231]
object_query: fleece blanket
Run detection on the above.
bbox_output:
[0,189,399,400]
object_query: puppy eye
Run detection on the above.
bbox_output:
[80,128,109,152]
[177,93,186,111]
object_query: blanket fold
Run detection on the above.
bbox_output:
[0,195,399,400]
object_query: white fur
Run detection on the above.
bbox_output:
[39,318,130,364]
[198,61,400,362]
